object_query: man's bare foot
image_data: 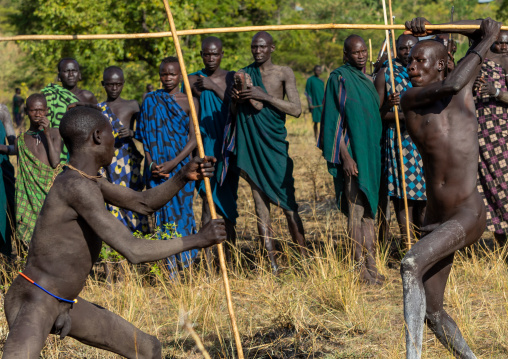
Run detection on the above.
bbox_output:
[359,266,383,285]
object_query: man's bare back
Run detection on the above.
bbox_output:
[2,106,225,358]
[399,17,500,359]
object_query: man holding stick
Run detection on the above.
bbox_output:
[400,17,500,358]
[319,35,384,284]
[2,105,225,358]
[224,31,307,273]
[375,34,426,246]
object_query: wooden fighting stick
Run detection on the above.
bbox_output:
[383,0,412,249]
[1,24,506,42]
[161,1,245,358]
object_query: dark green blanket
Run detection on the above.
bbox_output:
[318,63,382,217]
[234,63,298,211]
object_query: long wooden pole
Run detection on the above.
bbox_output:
[382,0,412,249]
[160,2,244,358]
[0,23,503,42]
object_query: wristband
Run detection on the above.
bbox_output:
[468,49,483,65]
[495,88,501,98]
[149,162,154,172]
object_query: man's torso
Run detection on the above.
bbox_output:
[405,89,480,216]
[107,99,138,130]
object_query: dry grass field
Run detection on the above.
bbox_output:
[1,114,508,358]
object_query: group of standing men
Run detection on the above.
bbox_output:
[0,13,506,359]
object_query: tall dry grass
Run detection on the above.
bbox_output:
[0,115,507,358]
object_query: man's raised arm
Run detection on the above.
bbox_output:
[402,18,501,111]
[98,156,216,215]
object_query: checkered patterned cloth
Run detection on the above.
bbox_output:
[475,59,508,233]
[99,102,148,233]
[15,133,61,244]
[382,59,426,201]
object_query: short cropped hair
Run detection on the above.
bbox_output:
[57,58,79,72]
[103,66,123,78]
[160,56,179,66]
[26,94,47,109]
[344,35,365,53]
[60,106,108,154]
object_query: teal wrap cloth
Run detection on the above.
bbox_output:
[318,63,382,217]
[223,63,298,211]
[189,69,239,224]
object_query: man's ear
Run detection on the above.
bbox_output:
[270,44,276,53]
[92,129,102,145]
[437,58,446,72]
[101,81,105,87]
[78,72,82,82]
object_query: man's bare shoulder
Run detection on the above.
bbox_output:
[53,171,102,203]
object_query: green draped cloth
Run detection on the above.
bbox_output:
[41,84,79,162]
[0,121,14,256]
[232,63,298,211]
[318,63,382,217]
[305,75,325,123]
[16,134,62,244]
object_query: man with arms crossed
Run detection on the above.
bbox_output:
[400,17,500,358]
[225,31,307,273]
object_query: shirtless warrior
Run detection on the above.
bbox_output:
[2,105,226,358]
[400,17,500,358]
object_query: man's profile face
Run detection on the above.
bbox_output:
[407,44,443,87]
[26,100,48,124]
[59,60,80,88]
[344,39,367,69]
[397,37,417,66]
[201,43,223,71]
[159,62,181,91]
[102,71,124,100]
[251,36,274,64]
[491,31,508,54]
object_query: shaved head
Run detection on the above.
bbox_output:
[252,31,273,45]
[344,35,365,53]
[103,66,123,80]
[397,34,418,47]
[202,36,222,50]
[26,93,47,109]
[60,106,109,154]
[413,40,447,62]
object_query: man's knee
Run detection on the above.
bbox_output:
[400,253,420,279]
[138,334,162,359]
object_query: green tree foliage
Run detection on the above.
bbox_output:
[3,0,502,101]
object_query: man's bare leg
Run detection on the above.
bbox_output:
[362,217,385,282]
[401,216,482,359]
[494,232,507,247]
[377,177,392,245]
[250,184,278,272]
[345,176,380,284]
[313,122,318,141]
[283,208,308,257]
[3,292,61,358]
[394,198,417,245]
[68,297,161,359]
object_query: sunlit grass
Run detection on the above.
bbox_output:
[0,115,507,358]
